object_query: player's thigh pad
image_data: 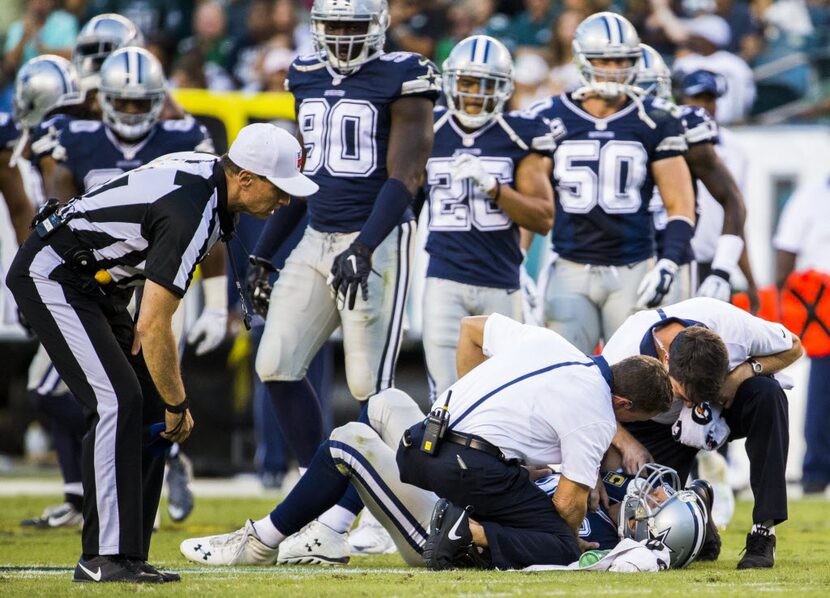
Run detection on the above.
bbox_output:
[339,222,415,399]
[367,388,426,448]
[543,258,602,354]
[255,233,339,382]
[600,258,650,338]
[422,277,470,398]
[476,284,523,321]
[329,421,436,566]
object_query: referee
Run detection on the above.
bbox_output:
[6,124,317,583]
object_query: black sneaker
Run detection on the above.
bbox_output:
[72,555,165,583]
[737,528,776,569]
[423,499,473,571]
[135,560,181,582]
[688,479,721,561]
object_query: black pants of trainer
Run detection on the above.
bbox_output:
[396,424,580,569]
[6,234,165,559]
[624,375,789,525]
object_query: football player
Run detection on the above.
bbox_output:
[636,47,750,307]
[422,35,554,397]
[526,12,696,355]
[245,0,439,557]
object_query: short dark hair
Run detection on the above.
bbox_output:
[610,355,673,416]
[220,153,241,174]
[668,326,729,404]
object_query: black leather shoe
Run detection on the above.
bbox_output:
[73,556,165,583]
[135,560,181,582]
[737,529,776,569]
[688,479,721,561]
[423,499,473,571]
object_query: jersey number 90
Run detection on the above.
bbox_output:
[299,99,378,177]
[554,140,648,214]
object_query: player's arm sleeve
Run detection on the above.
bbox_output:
[482,312,529,357]
[560,422,616,488]
[143,188,213,298]
[653,112,688,161]
[398,56,441,102]
[683,108,719,146]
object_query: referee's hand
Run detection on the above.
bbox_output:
[162,409,194,444]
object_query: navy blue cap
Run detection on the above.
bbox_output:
[681,70,727,98]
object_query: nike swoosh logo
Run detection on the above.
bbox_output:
[78,562,102,581]
[347,255,357,272]
[447,512,467,541]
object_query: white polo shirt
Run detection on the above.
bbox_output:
[437,313,616,487]
[602,297,793,424]
[773,178,830,274]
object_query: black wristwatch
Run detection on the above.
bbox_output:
[748,358,763,376]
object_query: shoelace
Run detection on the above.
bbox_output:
[739,530,773,556]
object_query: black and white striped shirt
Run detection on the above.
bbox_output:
[58,151,235,297]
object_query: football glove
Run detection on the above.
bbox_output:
[187,307,227,356]
[450,153,496,194]
[636,258,678,309]
[246,255,277,317]
[329,241,373,310]
[696,269,732,302]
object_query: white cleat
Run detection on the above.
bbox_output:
[180,519,278,566]
[278,521,350,565]
[348,510,397,556]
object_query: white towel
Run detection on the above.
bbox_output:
[523,539,670,572]
[671,401,730,450]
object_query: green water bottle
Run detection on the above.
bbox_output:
[579,549,611,568]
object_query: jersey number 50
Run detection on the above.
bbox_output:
[299,99,378,177]
[554,140,648,214]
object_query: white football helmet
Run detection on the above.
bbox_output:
[572,12,641,99]
[311,0,389,74]
[73,13,144,91]
[443,35,513,129]
[98,47,166,141]
[13,55,84,129]
[635,44,672,100]
[618,464,708,569]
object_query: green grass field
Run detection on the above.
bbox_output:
[1,495,829,596]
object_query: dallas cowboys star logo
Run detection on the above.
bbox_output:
[648,527,674,555]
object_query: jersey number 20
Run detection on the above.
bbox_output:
[299,99,378,177]
[554,140,648,214]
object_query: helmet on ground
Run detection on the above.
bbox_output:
[97,47,166,140]
[310,0,389,74]
[443,35,513,129]
[14,55,84,129]
[617,464,708,569]
[572,12,641,98]
[73,13,144,91]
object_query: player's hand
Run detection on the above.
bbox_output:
[696,269,731,302]
[589,475,610,512]
[621,440,653,476]
[329,241,373,310]
[162,408,194,444]
[636,258,678,309]
[450,153,497,195]
[523,464,554,481]
[578,538,600,553]
[246,255,277,317]
[187,307,227,356]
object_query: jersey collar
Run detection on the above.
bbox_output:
[561,92,638,129]
[638,310,708,357]
[211,159,237,240]
[448,115,497,145]
[591,355,614,389]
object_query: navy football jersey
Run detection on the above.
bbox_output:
[286,51,440,233]
[30,113,74,168]
[424,108,554,289]
[528,93,687,265]
[51,116,214,192]
[0,112,20,150]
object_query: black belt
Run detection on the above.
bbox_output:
[444,430,510,463]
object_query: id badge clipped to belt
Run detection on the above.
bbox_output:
[420,390,452,456]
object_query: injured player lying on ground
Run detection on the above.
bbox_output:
[180,389,709,571]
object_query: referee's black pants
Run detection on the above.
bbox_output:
[624,375,789,525]
[7,234,165,560]
[397,424,580,569]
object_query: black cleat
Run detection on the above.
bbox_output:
[688,479,721,561]
[136,560,181,582]
[72,555,165,583]
[423,499,473,571]
[737,529,776,569]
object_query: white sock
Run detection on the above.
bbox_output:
[317,505,358,534]
[253,516,286,548]
[751,521,775,536]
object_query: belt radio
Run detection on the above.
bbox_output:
[420,390,452,456]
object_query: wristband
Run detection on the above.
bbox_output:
[661,217,695,265]
[710,234,744,272]
[202,275,228,311]
[165,398,190,414]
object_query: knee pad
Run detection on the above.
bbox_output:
[329,421,374,447]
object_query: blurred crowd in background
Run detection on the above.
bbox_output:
[1,0,829,123]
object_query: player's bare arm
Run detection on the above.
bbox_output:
[456,315,489,378]
[387,96,434,193]
[0,147,34,243]
[652,155,695,223]
[45,161,80,202]
[132,280,193,442]
[493,153,553,234]
[685,142,746,237]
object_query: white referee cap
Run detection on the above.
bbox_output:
[228,123,318,197]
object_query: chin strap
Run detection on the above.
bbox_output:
[571,85,657,130]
